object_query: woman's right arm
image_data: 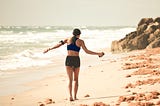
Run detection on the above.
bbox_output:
[43,38,67,54]
[81,40,104,57]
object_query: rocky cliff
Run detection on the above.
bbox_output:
[111,17,160,53]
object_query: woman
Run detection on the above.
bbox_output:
[43,28,104,101]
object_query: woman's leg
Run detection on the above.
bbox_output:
[73,67,80,100]
[66,66,74,101]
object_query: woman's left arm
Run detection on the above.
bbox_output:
[43,39,67,53]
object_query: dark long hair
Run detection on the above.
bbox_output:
[72,29,81,44]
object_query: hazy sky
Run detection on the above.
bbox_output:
[0,0,160,26]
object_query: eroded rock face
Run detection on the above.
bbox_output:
[111,17,160,53]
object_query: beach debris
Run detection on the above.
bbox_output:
[132,68,160,76]
[128,102,155,106]
[125,83,135,89]
[118,91,160,104]
[39,104,45,106]
[38,102,45,106]
[118,96,127,103]
[44,98,55,104]
[45,84,48,86]
[125,78,160,88]
[156,100,160,105]
[122,48,160,75]
[122,61,149,70]
[84,94,90,98]
[119,48,160,106]
[126,90,131,92]
[11,97,14,100]
[132,92,137,95]
[115,103,120,106]
[92,102,110,106]
[125,74,131,78]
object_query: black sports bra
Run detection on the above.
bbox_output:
[67,38,80,52]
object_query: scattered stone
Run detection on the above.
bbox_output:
[122,61,148,70]
[39,104,45,106]
[125,83,135,88]
[128,102,155,106]
[150,91,160,96]
[126,74,131,78]
[156,100,160,105]
[118,44,160,106]
[38,102,45,106]
[118,96,127,102]
[126,90,131,92]
[84,94,90,98]
[44,98,55,104]
[132,68,160,76]
[125,78,160,88]
[118,91,160,104]
[132,92,137,95]
[125,96,135,102]
[92,102,110,106]
[115,103,120,106]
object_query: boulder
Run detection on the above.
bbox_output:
[111,17,160,53]
[148,29,160,43]
[130,33,149,49]
[138,18,153,26]
[154,17,160,23]
[147,37,160,49]
[137,24,147,35]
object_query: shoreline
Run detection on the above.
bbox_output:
[0,48,111,96]
[0,48,160,106]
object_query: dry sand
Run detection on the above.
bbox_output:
[0,48,160,106]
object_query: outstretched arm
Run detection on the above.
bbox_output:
[81,40,104,57]
[43,39,67,54]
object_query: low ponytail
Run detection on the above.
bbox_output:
[72,28,81,44]
[72,35,77,44]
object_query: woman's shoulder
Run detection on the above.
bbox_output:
[77,38,83,42]
[77,38,84,46]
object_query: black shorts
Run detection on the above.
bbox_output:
[65,56,80,68]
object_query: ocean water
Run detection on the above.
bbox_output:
[0,26,137,96]
[0,26,136,72]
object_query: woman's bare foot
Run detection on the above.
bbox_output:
[70,97,74,101]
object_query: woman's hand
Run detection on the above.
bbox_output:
[98,52,104,57]
[43,48,50,54]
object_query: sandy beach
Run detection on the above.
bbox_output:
[0,48,160,106]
